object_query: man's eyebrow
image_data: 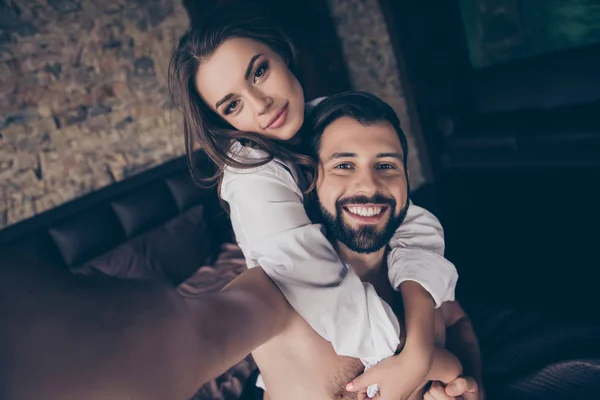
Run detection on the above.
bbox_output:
[327,152,356,161]
[214,53,263,110]
[377,152,404,161]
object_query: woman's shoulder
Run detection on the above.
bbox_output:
[227,140,268,162]
[224,141,287,177]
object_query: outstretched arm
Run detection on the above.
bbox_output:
[184,267,292,383]
[1,257,287,400]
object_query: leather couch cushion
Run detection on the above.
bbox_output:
[165,173,210,212]
[49,206,126,267]
[111,182,178,239]
[77,205,214,284]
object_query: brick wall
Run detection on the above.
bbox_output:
[0,0,428,229]
[326,0,430,190]
[0,0,188,228]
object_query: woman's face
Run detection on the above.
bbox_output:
[195,37,305,141]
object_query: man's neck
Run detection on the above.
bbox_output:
[335,242,387,283]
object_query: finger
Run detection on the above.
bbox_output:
[357,386,371,400]
[428,381,454,400]
[445,377,477,397]
[346,368,379,392]
[425,391,449,400]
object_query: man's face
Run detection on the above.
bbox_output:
[316,117,409,253]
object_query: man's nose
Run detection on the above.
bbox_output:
[247,88,273,116]
[352,169,378,196]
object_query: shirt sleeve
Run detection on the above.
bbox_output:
[221,161,400,363]
[387,202,458,307]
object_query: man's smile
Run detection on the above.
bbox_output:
[342,204,389,224]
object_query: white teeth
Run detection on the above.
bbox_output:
[347,206,382,217]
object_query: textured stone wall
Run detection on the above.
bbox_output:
[326,0,430,190]
[0,0,428,229]
[0,0,188,229]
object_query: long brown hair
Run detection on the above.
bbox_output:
[169,3,315,191]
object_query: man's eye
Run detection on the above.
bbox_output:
[224,100,240,115]
[377,163,396,170]
[334,163,353,169]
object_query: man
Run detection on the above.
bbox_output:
[231,91,483,400]
[187,91,484,400]
[302,91,482,400]
[185,92,599,399]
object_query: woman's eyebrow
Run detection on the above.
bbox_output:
[214,53,264,109]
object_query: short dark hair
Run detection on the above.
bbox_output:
[304,91,409,167]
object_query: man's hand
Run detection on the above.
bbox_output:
[424,377,483,400]
[346,347,431,400]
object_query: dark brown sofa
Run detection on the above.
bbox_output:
[0,154,230,283]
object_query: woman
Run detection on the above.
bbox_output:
[169,4,458,398]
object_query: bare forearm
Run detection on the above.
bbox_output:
[2,263,287,399]
[186,271,290,383]
[400,280,435,351]
[4,277,213,399]
[445,316,482,382]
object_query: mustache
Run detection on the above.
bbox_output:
[337,194,395,208]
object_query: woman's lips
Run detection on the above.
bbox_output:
[265,103,289,129]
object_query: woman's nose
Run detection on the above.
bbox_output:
[248,88,273,116]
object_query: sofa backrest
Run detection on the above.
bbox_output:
[0,154,231,285]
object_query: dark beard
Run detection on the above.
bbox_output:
[319,194,410,254]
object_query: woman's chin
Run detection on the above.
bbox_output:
[270,119,302,142]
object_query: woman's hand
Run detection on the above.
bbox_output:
[346,345,432,399]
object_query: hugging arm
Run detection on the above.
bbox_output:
[423,301,484,399]
[387,202,458,307]
[441,301,483,384]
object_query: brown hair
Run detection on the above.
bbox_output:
[169,3,314,191]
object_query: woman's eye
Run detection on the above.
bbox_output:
[253,61,269,82]
[224,100,240,115]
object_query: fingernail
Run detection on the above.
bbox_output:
[346,383,353,391]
